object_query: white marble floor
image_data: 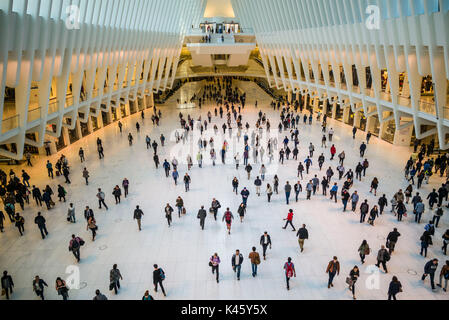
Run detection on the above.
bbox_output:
[0,81,448,300]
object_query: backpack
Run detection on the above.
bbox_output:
[254,254,261,265]
[285,262,294,277]
[71,239,80,250]
[159,269,165,280]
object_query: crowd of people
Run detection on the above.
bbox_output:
[0,76,448,301]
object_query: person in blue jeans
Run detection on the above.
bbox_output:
[285,182,292,204]
[248,247,260,277]
[232,250,244,281]
[241,188,250,206]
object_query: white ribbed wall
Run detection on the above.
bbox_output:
[0,0,206,159]
[232,0,449,149]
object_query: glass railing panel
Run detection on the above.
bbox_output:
[1,114,19,134]
[27,107,41,123]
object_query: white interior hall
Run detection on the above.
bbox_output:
[0,0,448,301]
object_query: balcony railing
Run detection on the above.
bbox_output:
[1,114,19,134]
[27,107,41,123]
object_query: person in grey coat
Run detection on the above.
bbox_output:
[93,289,108,300]
[414,200,425,223]
[376,245,390,273]
[197,206,207,230]
[285,182,292,205]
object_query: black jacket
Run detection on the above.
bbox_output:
[34,215,46,227]
[388,281,402,295]
[153,268,165,283]
[387,231,401,243]
[1,275,13,289]
[260,234,272,246]
[33,279,48,291]
[424,260,438,274]
[296,228,309,239]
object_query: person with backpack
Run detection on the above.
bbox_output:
[248,247,261,277]
[153,264,166,296]
[421,259,439,290]
[222,208,234,235]
[109,264,123,295]
[325,256,340,288]
[358,240,370,264]
[209,253,221,283]
[32,275,48,300]
[69,234,84,262]
[284,257,296,290]
[133,205,144,231]
[55,277,69,300]
[122,178,129,197]
[376,245,390,273]
[420,231,432,257]
[437,260,449,292]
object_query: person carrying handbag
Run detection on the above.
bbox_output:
[87,216,97,241]
[109,264,123,295]
[209,253,221,283]
[358,240,370,264]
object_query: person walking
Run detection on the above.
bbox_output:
[240,188,250,206]
[376,245,390,273]
[153,264,166,296]
[347,266,360,300]
[69,234,84,262]
[133,205,144,231]
[254,176,262,196]
[386,228,401,254]
[112,185,122,204]
[388,276,403,300]
[222,208,234,234]
[296,224,308,253]
[122,178,129,197]
[82,168,89,185]
[164,203,173,227]
[237,203,246,222]
[66,203,75,223]
[232,250,244,281]
[285,181,292,204]
[210,198,221,221]
[283,209,296,231]
[93,289,108,300]
[32,275,48,300]
[55,277,69,300]
[421,259,439,290]
[183,173,191,192]
[86,215,97,241]
[209,253,221,283]
[232,177,239,195]
[96,188,108,210]
[109,264,123,295]
[197,206,207,230]
[326,256,340,288]
[1,271,14,300]
[358,240,370,264]
[34,212,48,239]
[14,213,25,236]
[284,257,296,290]
[420,231,432,257]
[248,247,261,277]
[436,260,449,292]
[260,231,272,260]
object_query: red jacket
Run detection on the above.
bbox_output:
[286,211,294,221]
[331,146,336,155]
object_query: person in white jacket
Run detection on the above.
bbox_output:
[234,153,240,170]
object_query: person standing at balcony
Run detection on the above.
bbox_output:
[79,147,85,162]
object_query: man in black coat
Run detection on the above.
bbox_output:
[34,212,49,239]
[296,224,309,253]
[1,271,14,300]
[422,259,439,290]
[32,185,43,206]
[153,264,166,296]
[386,228,401,254]
[259,232,272,260]
[197,206,207,230]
